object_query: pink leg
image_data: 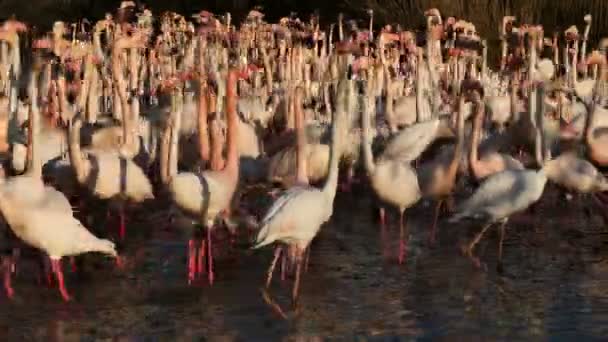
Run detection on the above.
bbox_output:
[379,207,386,227]
[2,258,14,299]
[207,228,214,285]
[115,255,124,269]
[429,200,443,246]
[11,248,19,275]
[70,257,77,273]
[292,252,303,308]
[44,257,53,287]
[304,247,310,273]
[50,259,71,301]
[188,239,196,284]
[280,252,287,281]
[398,211,407,265]
[119,208,126,240]
[266,246,282,288]
[197,239,206,275]
[106,209,112,232]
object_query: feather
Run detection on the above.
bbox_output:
[379,119,439,163]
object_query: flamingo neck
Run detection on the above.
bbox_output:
[197,85,210,165]
[209,121,225,171]
[223,71,239,175]
[469,101,484,169]
[361,93,376,175]
[446,98,465,182]
[295,91,309,185]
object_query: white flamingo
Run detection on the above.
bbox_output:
[450,82,550,270]
[166,70,240,285]
[253,78,346,307]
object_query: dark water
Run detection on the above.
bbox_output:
[1,184,608,340]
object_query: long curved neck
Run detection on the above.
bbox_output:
[446,97,465,181]
[223,70,239,174]
[323,80,346,199]
[112,45,133,151]
[197,83,210,166]
[26,69,41,178]
[93,31,104,61]
[469,100,484,169]
[361,87,376,175]
[415,52,424,122]
[209,120,225,171]
[169,90,182,179]
[535,85,546,167]
[294,90,309,184]
[68,117,89,184]
[87,60,100,123]
[260,46,273,95]
[159,108,172,185]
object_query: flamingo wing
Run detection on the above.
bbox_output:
[379,119,439,163]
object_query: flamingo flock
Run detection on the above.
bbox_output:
[0,2,607,312]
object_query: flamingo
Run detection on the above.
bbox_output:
[253,77,346,307]
[2,200,118,301]
[468,89,524,181]
[361,75,437,263]
[417,94,467,245]
[450,81,550,270]
[167,69,240,285]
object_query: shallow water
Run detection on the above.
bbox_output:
[1,185,608,340]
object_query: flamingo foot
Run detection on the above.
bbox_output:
[428,232,437,247]
[51,259,71,302]
[460,243,482,269]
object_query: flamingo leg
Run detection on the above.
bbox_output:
[119,207,126,240]
[2,257,14,299]
[379,207,386,227]
[292,254,303,308]
[11,248,19,275]
[187,239,196,284]
[398,210,407,265]
[462,222,493,268]
[280,251,287,281]
[50,259,71,301]
[444,196,455,214]
[70,257,77,273]
[497,219,508,273]
[429,200,443,246]
[43,257,53,287]
[198,239,206,275]
[207,227,214,285]
[304,247,310,273]
[591,194,608,223]
[266,246,283,288]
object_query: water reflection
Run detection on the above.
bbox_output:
[0,190,607,339]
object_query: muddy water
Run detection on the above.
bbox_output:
[1,185,608,340]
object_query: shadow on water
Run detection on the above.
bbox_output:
[0,184,608,339]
